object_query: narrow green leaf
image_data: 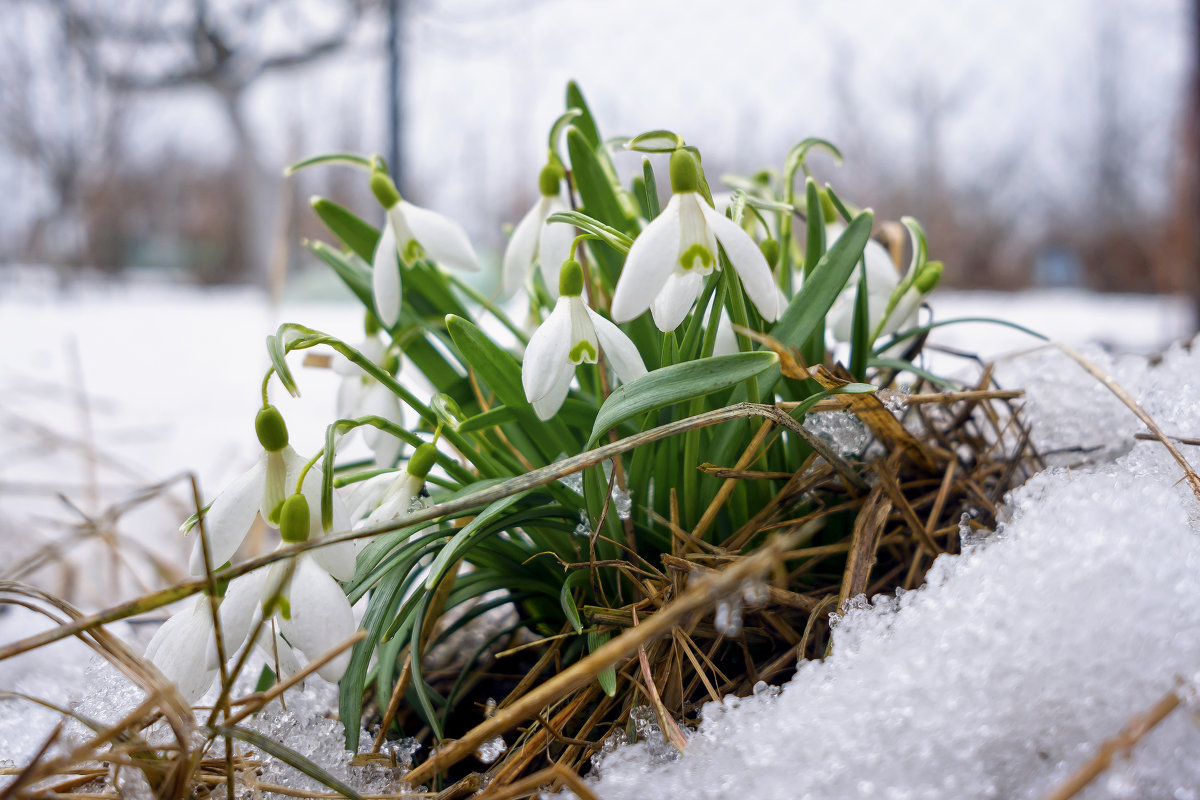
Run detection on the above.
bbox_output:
[310,197,380,262]
[587,352,778,447]
[772,210,874,348]
[265,333,300,398]
[545,210,632,253]
[548,108,583,160]
[422,492,529,592]
[565,81,601,149]
[304,240,373,309]
[214,724,365,800]
[587,630,617,696]
[850,259,870,381]
[285,152,373,176]
[642,158,660,218]
[559,570,587,634]
[458,405,517,434]
[566,127,629,235]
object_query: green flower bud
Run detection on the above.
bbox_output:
[559,259,584,297]
[669,149,700,194]
[915,260,943,294]
[255,405,289,452]
[818,187,837,224]
[382,352,401,375]
[364,310,381,336]
[759,238,780,267]
[538,162,564,196]
[406,443,439,479]
[370,171,402,209]
[279,493,311,544]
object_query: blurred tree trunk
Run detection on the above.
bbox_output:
[1178,0,1200,328]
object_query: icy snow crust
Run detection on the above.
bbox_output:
[590,341,1200,800]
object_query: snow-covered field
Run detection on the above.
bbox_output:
[2,275,1199,797]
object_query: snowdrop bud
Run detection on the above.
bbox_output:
[538,162,564,196]
[382,352,400,375]
[255,405,289,452]
[406,443,439,479]
[915,260,943,294]
[669,149,700,194]
[559,259,584,297]
[279,493,310,543]
[759,238,780,268]
[818,187,837,224]
[370,171,402,210]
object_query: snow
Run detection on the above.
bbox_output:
[588,337,1200,799]
[4,278,1200,797]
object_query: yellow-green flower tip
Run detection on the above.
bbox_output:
[370,171,401,209]
[669,149,700,194]
[279,493,310,543]
[915,260,943,293]
[407,443,439,479]
[558,259,584,297]
[364,310,381,336]
[383,353,400,375]
[538,163,564,196]
[759,238,780,267]
[818,187,838,224]
[255,405,289,452]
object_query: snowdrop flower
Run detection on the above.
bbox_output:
[611,149,779,332]
[188,405,305,575]
[523,260,647,420]
[502,162,574,298]
[144,595,220,703]
[361,443,438,527]
[826,224,942,344]
[370,169,481,329]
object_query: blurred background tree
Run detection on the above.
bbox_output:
[0,0,1195,314]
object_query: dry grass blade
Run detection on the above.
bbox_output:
[632,608,687,754]
[838,485,892,608]
[1056,342,1200,501]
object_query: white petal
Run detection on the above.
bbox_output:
[336,376,366,420]
[531,361,574,421]
[371,434,404,471]
[538,197,576,299]
[678,194,718,273]
[365,473,422,526]
[587,308,647,385]
[253,623,302,679]
[372,221,403,328]
[146,599,218,703]
[650,270,703,332]
[502,199,544,297]
[280,557,357,682]
[360,383,401,448]
[521,299,573,403]
[207,569,271,669]
[880,288,924,338]
[610,195,682,323]
[566,296,598,365]
[713,309,739,357]
[190,460,266,575]
[398,200,481,272]
[701,203,779,322]
[299,466,358,582]
[828,280,892,344]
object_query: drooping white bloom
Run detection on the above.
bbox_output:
[502,164,575,298]
[825,224,922,344]
[370,171,480,329]
[144,596,220,703]
[188,405,306,575]
[522,260,647,420]
[610,150,779,332]
[358,442,439,527]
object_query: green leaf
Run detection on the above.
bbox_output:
[422,492,529,592]
[310,197,380,262]
[458,405,517,434]
[566,127,629,235]
[559,570,587,634]
[214,724,365,800]
[265,333,300,398]
[783,137,843,183]
[545,210,632,253]
[305,240,373,310]
[284,152,373,176]
[772,210,874,348]
[587,630,617,696]
[566,81,601,149]
[587,352,778,447]
[642,158,660,218]
[622,129,685,153]
[548,108,583,161]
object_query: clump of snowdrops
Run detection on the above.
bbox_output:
[148,83,947,758]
